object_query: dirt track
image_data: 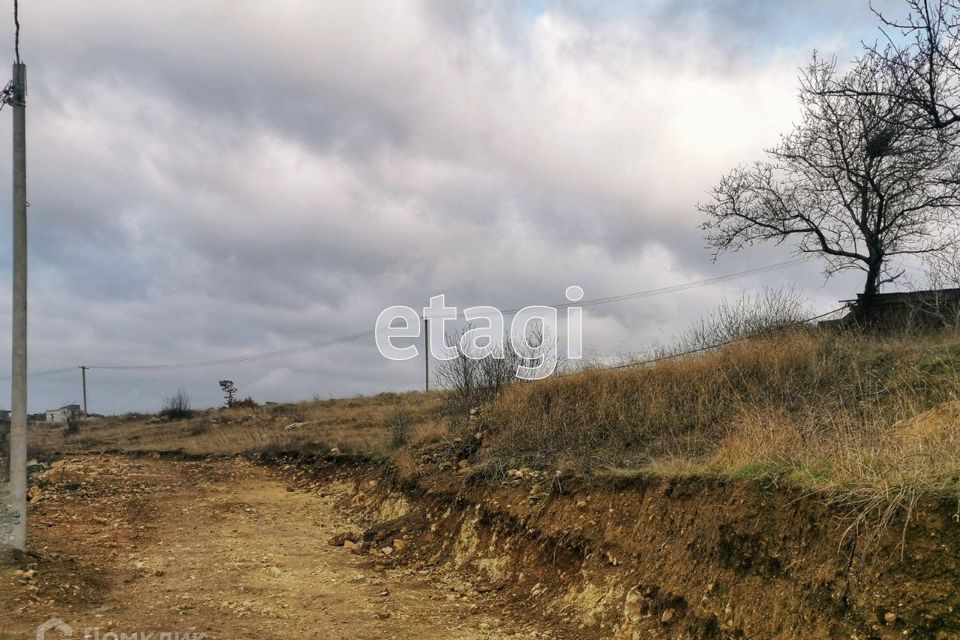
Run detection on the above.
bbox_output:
[1,455,551,640]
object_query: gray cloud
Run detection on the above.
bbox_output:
[0,0,887,412]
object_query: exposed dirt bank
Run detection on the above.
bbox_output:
[276,451,960,640]
[3,452,959,639]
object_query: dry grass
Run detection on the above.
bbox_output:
[482,327,960,498]
[24,326,960,508]
[30,391,445,458]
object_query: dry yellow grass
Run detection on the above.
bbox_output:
[30,391,445,458]
[24,327,960,504]
[482,327,960,497]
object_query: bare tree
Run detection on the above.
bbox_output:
[436,327,517,411]
[846,1,960,134]
[700,56,960,314]
[435,322,560,411]
[161,389,193,420]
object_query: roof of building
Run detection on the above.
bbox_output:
[843,287,960,305]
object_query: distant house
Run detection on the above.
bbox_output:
[827,288,960,330]
[45,404,82,423]
[0,409,9,421]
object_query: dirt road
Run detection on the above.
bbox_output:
[1,455,551,640]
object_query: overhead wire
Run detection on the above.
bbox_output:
[3,257,814,375]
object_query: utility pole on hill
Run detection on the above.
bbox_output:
[80,366,88,415]
[7,57,27,552]
[424,317,429,392]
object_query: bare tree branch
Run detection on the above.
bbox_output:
[700,55,960,309]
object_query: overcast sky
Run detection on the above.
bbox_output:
[0,0,908,413]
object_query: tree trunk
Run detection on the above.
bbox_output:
[857,259,884,323]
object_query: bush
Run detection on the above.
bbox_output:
[673,287,810,353]
[390,408,412,448]
[160,389,193,420]
[435,323,558,413]
[232,396,258,409]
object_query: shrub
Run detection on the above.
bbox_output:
[673,287,811,353]
[436,323,559,414]
[390,408,412,448]
[160,389,193,421]
[232,396,258,409]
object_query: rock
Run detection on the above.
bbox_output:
[380,546,394,556]
[392,539,407,553]
[349,541,368,556]
[283,422,306,432]
[575,500,588,509]
[329,447,341,455]
[328,532,358,547]
[884,612,897,625]
[661,608,675,624]
[267,566,282,578]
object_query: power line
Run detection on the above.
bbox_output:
[0,366,76,382]
[499,257,809,314]
[0,257,810,376]
[585,305,847,374]
[81,256,809,372]
[86,329,376,371]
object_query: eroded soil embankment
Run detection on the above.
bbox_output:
[283,457,960,640]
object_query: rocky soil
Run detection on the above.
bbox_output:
[0,454,558,639]
[3,450,959,640]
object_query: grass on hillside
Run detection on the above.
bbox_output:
[481,327,960,502]
[26,327,960,512]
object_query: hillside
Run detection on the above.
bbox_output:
[14,326,960,638]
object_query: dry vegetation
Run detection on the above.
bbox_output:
[25,325,960,511]
[481,327,960,503]
[29,391,447,459]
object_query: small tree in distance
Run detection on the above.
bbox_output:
[219,380,237,408]
[699,56,960,316]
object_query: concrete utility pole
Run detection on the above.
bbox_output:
[423,317,429,392]
[8,61,27,552]
[80,366,88,415]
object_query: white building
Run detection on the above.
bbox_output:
[45,404,81,423]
